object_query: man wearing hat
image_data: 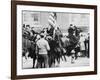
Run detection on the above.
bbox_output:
[36,33,50,68]
[67,25,79,63]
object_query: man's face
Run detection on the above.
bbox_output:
[26,26,30,31]
[31,27,34,30]
[73,31,75,35]
[70,30,74,35]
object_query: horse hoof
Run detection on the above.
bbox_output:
[71,62,74,64]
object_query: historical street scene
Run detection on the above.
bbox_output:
[22,11,90,69]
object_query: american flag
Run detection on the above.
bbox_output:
[48,12,58,39]
[48,12,57,28]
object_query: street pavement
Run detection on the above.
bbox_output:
[22,56,89,69]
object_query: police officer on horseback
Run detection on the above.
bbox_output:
[67,24,79,63]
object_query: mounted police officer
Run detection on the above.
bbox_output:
[67,24,79,63]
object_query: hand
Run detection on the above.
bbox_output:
[71,50,75,53]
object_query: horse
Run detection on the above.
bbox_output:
[22,33,31,60]
[46,37,57,67]
[22,29,40,68]
[46,27,65,67]
[60,27,80,63]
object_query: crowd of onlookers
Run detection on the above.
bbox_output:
[22,24,90,68]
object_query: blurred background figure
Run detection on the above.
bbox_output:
[79,34,86,57]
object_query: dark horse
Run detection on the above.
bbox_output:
[22,30,38,68]
[47,27,65,67]
[60,26,80,63]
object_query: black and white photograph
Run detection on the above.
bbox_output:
[22,11,90,69]
[11,1,97,79]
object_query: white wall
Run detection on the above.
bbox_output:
[0,0,99,80]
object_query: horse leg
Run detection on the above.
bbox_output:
[25,51,29,60]
[61,51,67,62]
[75,52,78,60]
[52,55,57,67]
[63,55,67,61]
[41,62,43,68]
[60,55,64,61]
[71,54,75,64]
[33,56,36,68]
[49,55,53,67]
[57,54,60,64]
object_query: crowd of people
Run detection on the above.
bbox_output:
[22,24,90,68]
